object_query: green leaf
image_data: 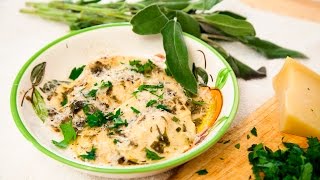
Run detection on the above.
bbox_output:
[80,147,97,160]
[193,66,208,84]
[31,88,48,122]
[215,68,230,89]
[145,148,164,160]
[196,169,208,175]
[146,99,157,107]
[190,0,222,10]
[130,5,169,35]
[86,109,106,127]
[100,81,112,89]
[250,127,257,137]
[129,59,155,74]
[31,62,46,86]
[200,14,256,37]
[156,104,171,112]
[52,120,77,148]
[215,11,246,20]
[161,20,198,94]
[69,65,85,80]
[130,107,141,114]
[300,163,313,180]
[60,93,68,106]
[77,0,101,5]
[235,143,240,149]
[166,10,201,38]
[86,89,98,98]
[141,0,190,10]
[239,36,307,59]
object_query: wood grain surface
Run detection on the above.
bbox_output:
[241,0,320,23]
[170,98,308,179]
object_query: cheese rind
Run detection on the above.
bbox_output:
[273,57,320,138]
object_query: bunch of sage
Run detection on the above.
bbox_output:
[20,0,307,82]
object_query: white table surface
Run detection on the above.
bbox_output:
[1,0,320,179]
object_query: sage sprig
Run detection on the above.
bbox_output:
[20,0,307,81]
[21,62,48,122]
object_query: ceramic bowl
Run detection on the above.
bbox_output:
[11,23,239,178]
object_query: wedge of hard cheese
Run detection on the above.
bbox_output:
[273,57,320,138]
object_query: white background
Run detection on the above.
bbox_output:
[1,0,320,179]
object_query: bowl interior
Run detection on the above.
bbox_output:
[11,23,239,173]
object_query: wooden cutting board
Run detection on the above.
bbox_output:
[170,98,308,180]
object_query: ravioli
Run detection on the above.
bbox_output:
[44,56,218,165]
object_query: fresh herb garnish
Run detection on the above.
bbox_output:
[196,169,208,175]
[172,116,180,122]
[86,89,98,98]
[86,109,106,127]
[69,65,85,80]
[80,147,96,160]
[107,109,128,129]
[156,104,171,112]
[60,93,68,106]
[145,148,164,160]
[248,137,320,179]
[235,143,240,149]
[134,84,164,97]
[191,99,205,106]
[113,139,120,144]
[146,99,157,107]
[100,80,112,89]
[52,120,77,148]
[129,59,155,74]
[130,107,140,114]
[250,127,257,137]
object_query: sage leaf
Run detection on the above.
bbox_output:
[215,68,230,89]
[30,62,46,86]
[239,36,307,59]
[189,0,222,10]
[225,55,266,80]
[52,120,77,148]
[215,11,246,20]
[193,65,208,84]
[202,35,266,80]
[200,14,256,37]
[31,88,48,122]
[130,5,169,35]
[161,20,198,94]
[166,10,201,38]
[141,0,190,10]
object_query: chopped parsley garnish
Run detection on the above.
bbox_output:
[133,83,164,97]
[130,107,140,114]
[196,169,208,175]
[172,116,180,122]
[94,82,98,86]
[80,147,96,160]
[100,80,112,89]
[151,125,170,153]
[129,59,155,74]
[60,93,68,106]
[113,139,120,144]
[86,109,106,127]
[107,109,128,129]
[250,127,258,137]
[146,99,157,107]
[235,143,240,149]
[86,89,98,98]
[52,120,77,148]
[248,137,320,179]
[145,148,164,160]
[69,65,85,80]
[247,134,250,139]
[156,104,171,112]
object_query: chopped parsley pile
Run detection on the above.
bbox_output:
[248,137,320,179]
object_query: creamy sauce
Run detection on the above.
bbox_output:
[44,56,213,166]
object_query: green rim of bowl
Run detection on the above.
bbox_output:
[10,22,239,174]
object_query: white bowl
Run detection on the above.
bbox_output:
[11,23,239,178]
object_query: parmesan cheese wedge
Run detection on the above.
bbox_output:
[273,57,320,138]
